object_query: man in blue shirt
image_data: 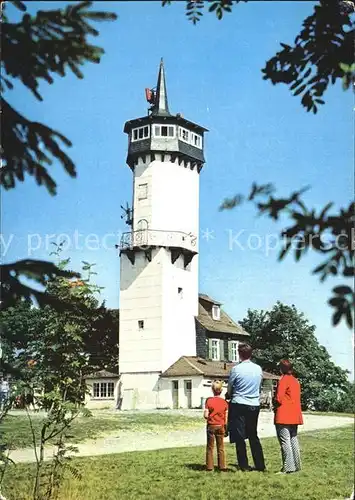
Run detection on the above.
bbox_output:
[227,343,266,472]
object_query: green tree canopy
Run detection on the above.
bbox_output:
[0,259,119,384]
[240,302,351,410]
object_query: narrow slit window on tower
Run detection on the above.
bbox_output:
[138,183,148,200]
[178,287,183,298]
[138,320,144,330]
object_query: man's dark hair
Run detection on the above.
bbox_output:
[238,343,253,360]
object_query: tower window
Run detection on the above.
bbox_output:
[138,320,144,330]
[138,183,148,200]
[132,125,150,142]
[179,127,190,143]
[179,127,202,149]
[191,133,202,149]
[154,125,175,138]
[178,287,183,298]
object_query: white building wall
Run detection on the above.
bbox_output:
[197,378,229,405]
[119,247,198,376]
[119,156,200,409]
[161,252,198,372]
[158,376,203,409]
[84,378,120,410]
[132,155,153,231]
[120,372,160,410]
[150,157,199,237]
[119,248,165,374]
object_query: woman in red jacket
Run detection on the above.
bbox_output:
[274,359,303,474]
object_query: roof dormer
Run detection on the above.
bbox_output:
[212,304,220,321]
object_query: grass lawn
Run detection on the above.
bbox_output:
[1,411,202,449]
[2,426,353,500]
[303,411,354,418]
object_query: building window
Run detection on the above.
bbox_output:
[178,128,202,149]
[211,339,220,361]
[138,183,148,200]
[212,305,220,321]
[132,125,150,142]
[179,127,190,143]
[92,381,115,399]
[178,287,183,298]
[138,320,144,330]
[154,125,175,138]
[191,132,202,149]
[230,341,239,362]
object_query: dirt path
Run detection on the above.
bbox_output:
[9,413,353,464]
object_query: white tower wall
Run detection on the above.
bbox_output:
[118,60,206,410]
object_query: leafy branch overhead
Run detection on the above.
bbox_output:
[1,0,117,194]
[162,0,354,328]
[1,2,116,311]
[0,259,79,310]
[163,0,355,112]
[220,186,355,328]
[262,0,354,113]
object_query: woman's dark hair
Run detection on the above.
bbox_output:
[279,359,293,374]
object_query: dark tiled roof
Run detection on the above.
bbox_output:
[161,356,280,380]
[197,294,249,336]
[85,370,120,380]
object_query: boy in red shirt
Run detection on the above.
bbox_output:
[204,380,229,471]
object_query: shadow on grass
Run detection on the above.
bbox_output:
[185,464,235,472]
[185,464,207,471]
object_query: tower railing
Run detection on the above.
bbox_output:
[120,229,197,252]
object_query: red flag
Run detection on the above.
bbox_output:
[145,88,154,103]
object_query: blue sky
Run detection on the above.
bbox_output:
[3,1,354,377]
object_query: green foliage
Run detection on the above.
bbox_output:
[340,62,355,89]
[220,184,354,328]
[262,0,354,113]
[0,259,79,312]
[240,302,351,410]
[1,253,118,499]
[1,1,117,194]
[208,0,242,21]
[1,262,119,384]
[308,384,354,412]
[163,0,354,111]
[0,1,116,312]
